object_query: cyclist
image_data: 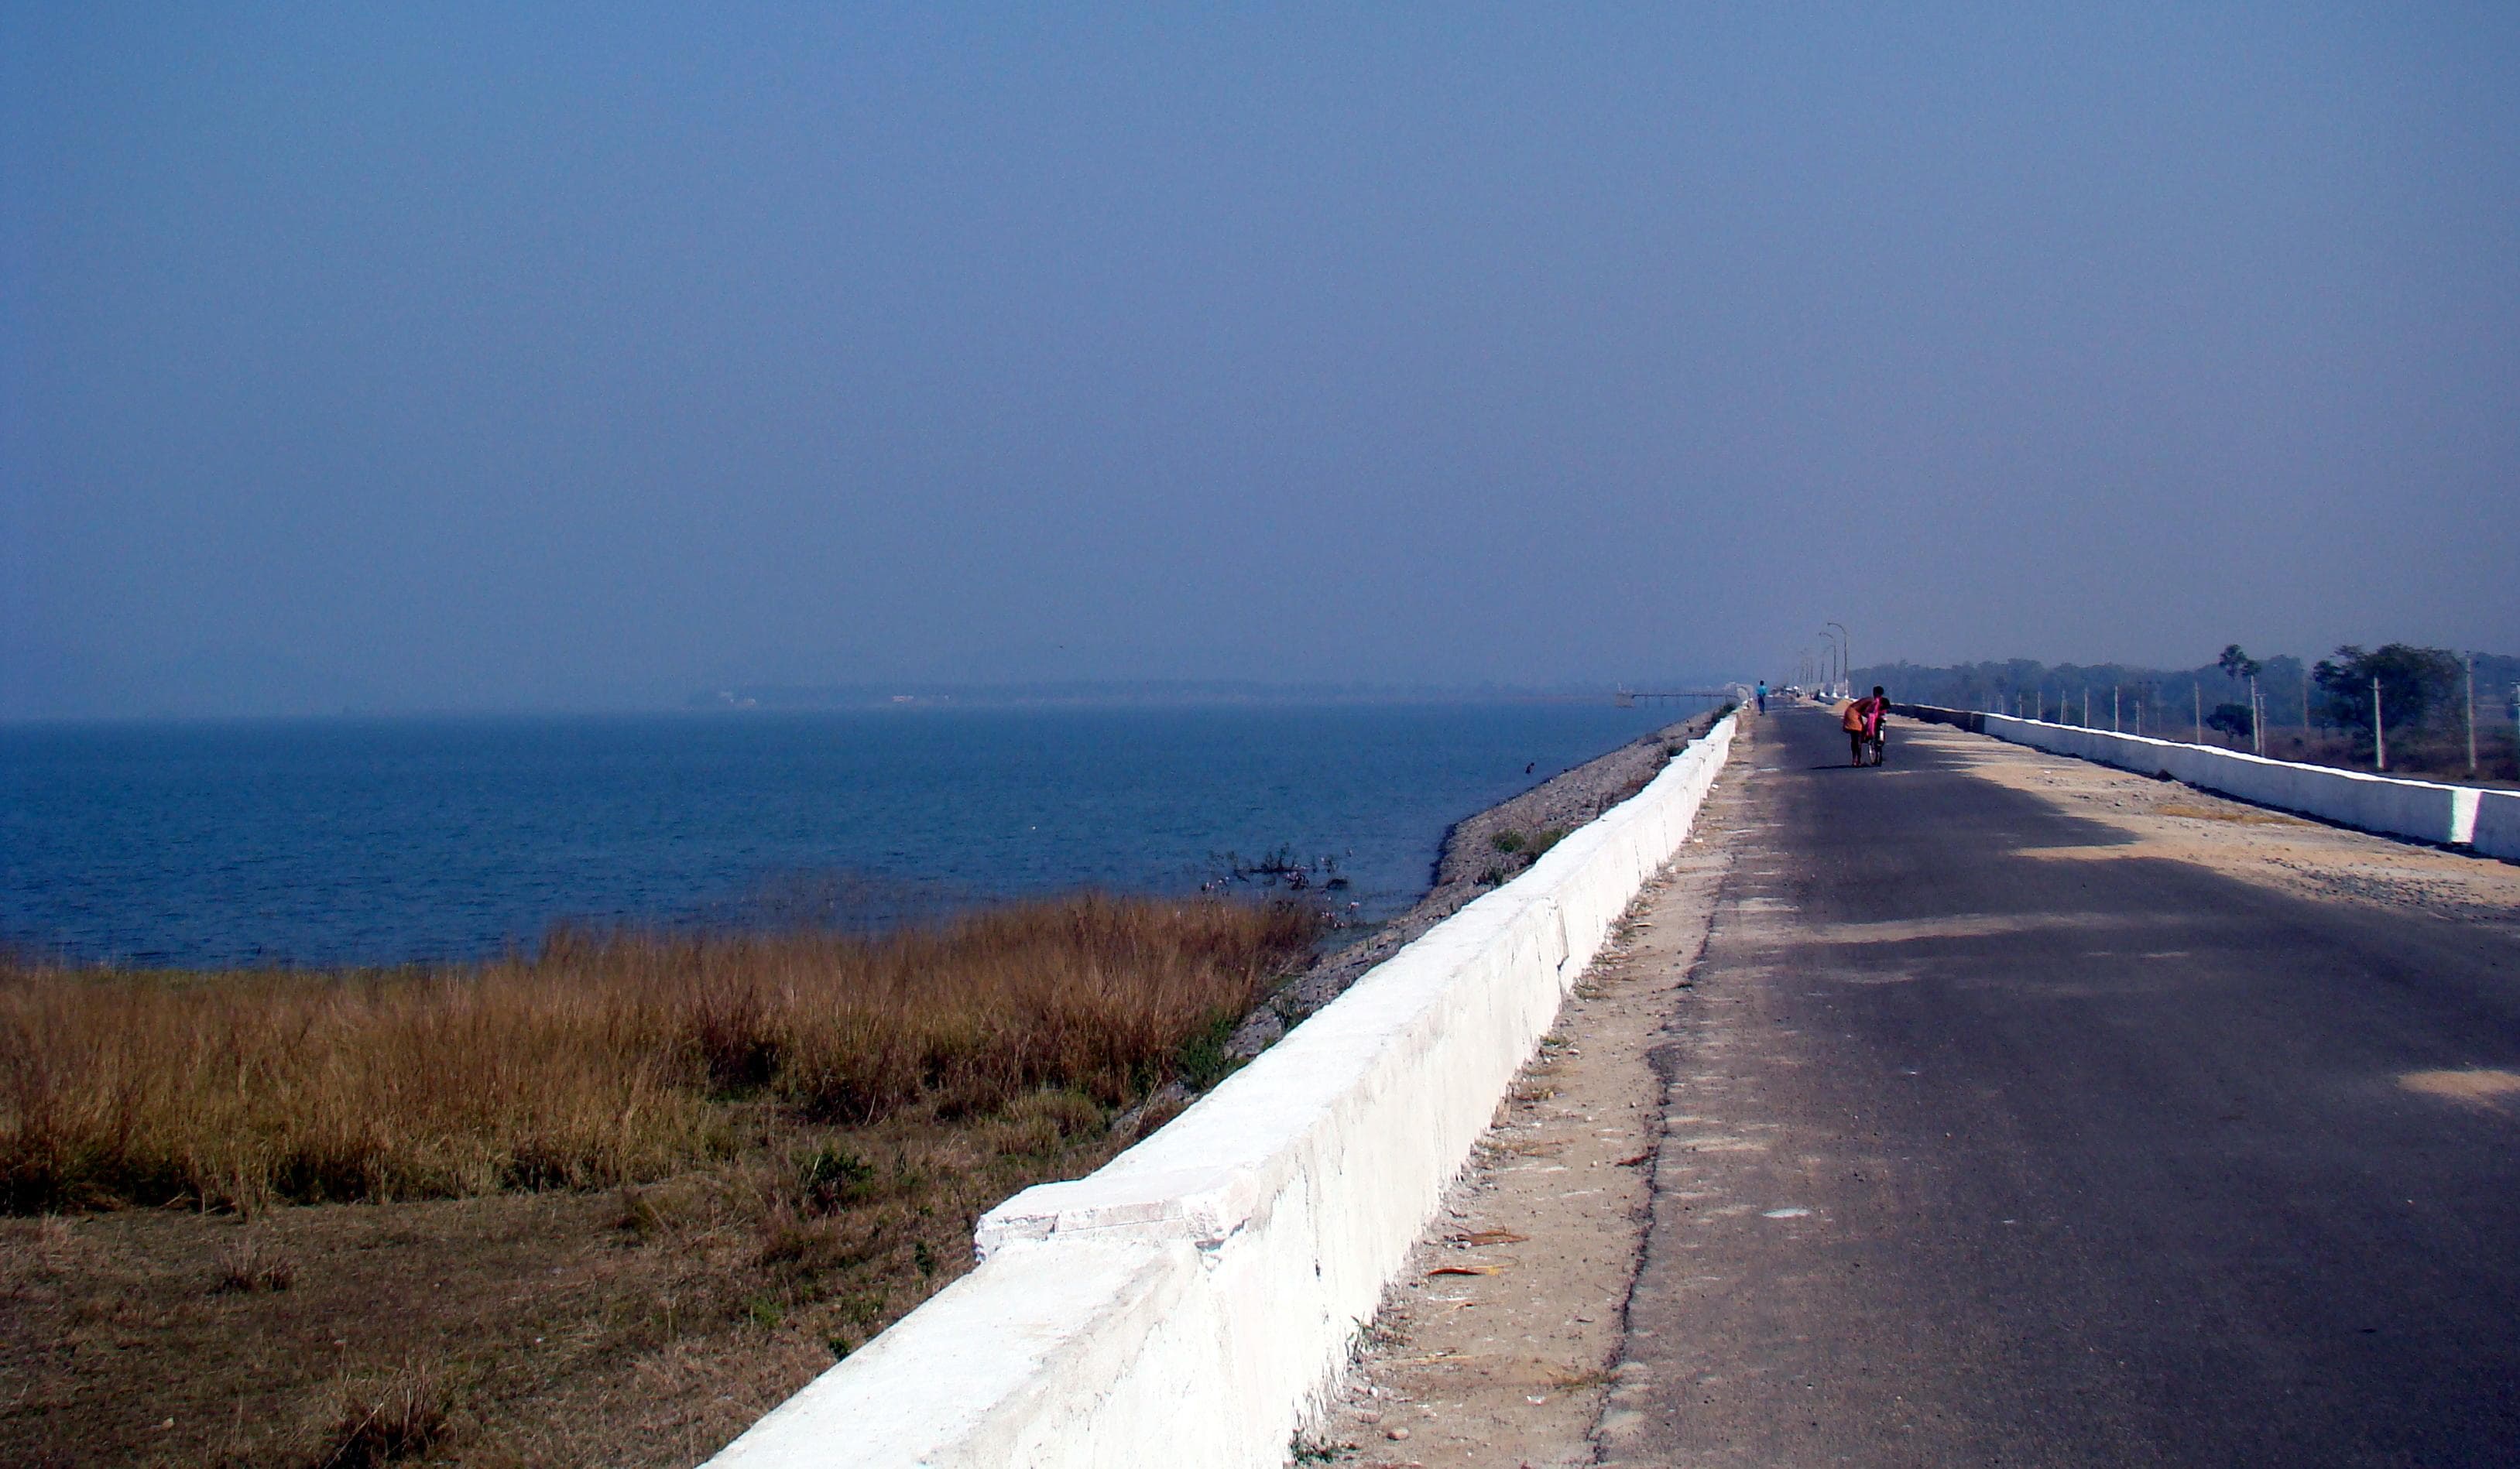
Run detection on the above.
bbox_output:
[1843,687,1890,765]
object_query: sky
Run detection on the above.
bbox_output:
[5,3,2517,717]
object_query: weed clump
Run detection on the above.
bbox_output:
[1479,827,1571,887]
[315,1361,448,1468]
[213,1231,297,1293]
[795,1145,878,1214]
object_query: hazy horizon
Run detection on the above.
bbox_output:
[0,672,1747,724]
[9,5,2518,719]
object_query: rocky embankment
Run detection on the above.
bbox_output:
[1222,706,1727,1060]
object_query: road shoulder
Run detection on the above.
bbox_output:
[1300,724,1751,1468]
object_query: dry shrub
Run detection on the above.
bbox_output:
[0,895,1314,1214]
[214,1230,297,1293]
[314,1361,450,1468]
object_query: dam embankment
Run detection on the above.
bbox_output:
[701,711,1740,1467]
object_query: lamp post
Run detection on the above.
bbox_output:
[1827,622,1850,698]
[2467,653,2478,777]
[2373,676,2386,772]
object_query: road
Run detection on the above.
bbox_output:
[1600,704,2520,1467]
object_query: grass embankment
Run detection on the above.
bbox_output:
[0,895,1315,1467]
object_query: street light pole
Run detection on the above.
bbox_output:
[1827,622,1850,697]
[2373,676,2386,772]
[2467,653,2478,776]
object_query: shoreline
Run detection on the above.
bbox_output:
[1219,706,1726,1065]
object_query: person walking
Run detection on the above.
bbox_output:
[1757,680,1768,715]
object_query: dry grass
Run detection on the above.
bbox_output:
[211,1230,297,1293]
[1,894,1316,1215]
[314,1361,451,1469]
[0,894,1318,1467]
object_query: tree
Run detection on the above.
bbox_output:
[2219,645,2265,753]
[2206,703,2254,741]
[2311,644,2463,742]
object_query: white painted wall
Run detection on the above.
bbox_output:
[2471,790,2520,861]
[1974,713,2483,848]
[701,714,1740,1469]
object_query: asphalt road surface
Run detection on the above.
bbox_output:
[1604,704,2520,1467]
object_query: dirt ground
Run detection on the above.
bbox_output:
[1300,720,1754,1468]
[0,1115,1130,1468]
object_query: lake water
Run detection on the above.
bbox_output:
[0,703,1689,969]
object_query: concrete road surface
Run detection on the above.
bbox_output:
[1602,704,2520,1467]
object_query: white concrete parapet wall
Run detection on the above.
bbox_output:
[1972,712,2484,849]
[2470,789,2520,861]
[701,713,1740,1469]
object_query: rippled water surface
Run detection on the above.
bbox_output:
[0,704,1689,968]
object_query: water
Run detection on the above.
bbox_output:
[0,703,1690,970]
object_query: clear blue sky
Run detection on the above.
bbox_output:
[5,3,2515,715]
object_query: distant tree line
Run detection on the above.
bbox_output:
[2309,645,2479,740]
[1853,647,2520,749]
